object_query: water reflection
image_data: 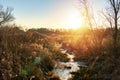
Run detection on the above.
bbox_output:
[53,49,80,80]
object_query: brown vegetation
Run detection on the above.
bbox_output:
[0,26,69,80]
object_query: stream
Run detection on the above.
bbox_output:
[52,49,86,80]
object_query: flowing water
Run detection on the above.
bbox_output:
[53,49,81,80]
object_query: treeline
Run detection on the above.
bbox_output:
[0,25,120,80]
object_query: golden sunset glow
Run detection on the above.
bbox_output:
[1,0,119,80]
[65,11,83,29]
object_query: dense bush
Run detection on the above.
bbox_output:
[0,25,120,80]
[0,26,68,80]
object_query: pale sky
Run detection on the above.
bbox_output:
[0,0,107,29]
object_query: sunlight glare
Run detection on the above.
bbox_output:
[65,12,83,29]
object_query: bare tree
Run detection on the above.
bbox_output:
[101,9,113,29]
[78,0,93,29]
[108,0,120,55]
[78,0,101,46]
[0,5,14,26]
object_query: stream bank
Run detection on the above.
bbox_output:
[52,48,86,80]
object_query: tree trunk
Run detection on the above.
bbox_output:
[113,13,118,56]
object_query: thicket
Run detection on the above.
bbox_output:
[0,25,68,80]
[55,28,120,80]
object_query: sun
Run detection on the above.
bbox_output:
[65,12,83,29]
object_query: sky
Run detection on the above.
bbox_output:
[0,0,107,29]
